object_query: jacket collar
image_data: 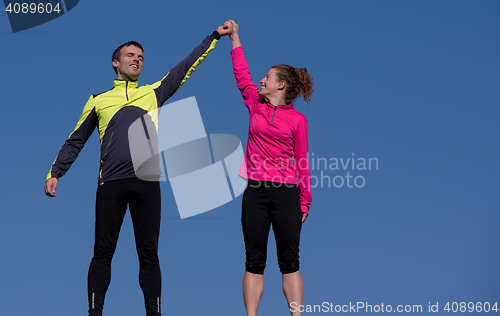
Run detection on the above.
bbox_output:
[113,79,138,89]
[267,102,294,109]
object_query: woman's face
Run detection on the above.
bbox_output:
[259,68,284,99]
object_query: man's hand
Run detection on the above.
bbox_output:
[302,212,308,223]
[44,177,58,197]
[217,20,233,37]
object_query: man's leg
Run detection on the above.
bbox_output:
[88,181,128,316]
[129,179,162,316]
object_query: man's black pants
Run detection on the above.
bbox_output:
[88,178,161,316]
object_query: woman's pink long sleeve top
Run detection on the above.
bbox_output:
[231,46,312,214]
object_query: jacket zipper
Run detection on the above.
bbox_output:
[271,106,277,122]
[125,81,129,101]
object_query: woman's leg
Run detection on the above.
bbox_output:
[241,181,271,315]
[243,272,264,316]
[283,271,304,316]
[269,183,303,315]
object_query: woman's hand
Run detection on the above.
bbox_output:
[227,20,241,49]
[228,20,239,38]
[302,212,308,223]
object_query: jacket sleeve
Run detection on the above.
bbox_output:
[294,120,312,214]
[231,46,260,114]
[152,31,221,106]
[46,96,98,181]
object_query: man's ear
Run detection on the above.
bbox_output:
[112,59,119,69]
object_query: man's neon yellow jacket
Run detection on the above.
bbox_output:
[47,32,220,184]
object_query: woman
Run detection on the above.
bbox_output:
[227,20,313,316]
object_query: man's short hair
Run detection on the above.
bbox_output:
[112,41,144,74]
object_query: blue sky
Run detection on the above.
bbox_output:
[0,0,499,315]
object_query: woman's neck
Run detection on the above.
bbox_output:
[267,95,287,106]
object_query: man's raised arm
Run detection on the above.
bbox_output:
[152,21,232,105]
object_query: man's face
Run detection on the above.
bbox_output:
[112,45,143,81]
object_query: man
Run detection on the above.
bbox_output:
[44,23,231,316]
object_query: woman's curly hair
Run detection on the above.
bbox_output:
[272,64,314,104]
